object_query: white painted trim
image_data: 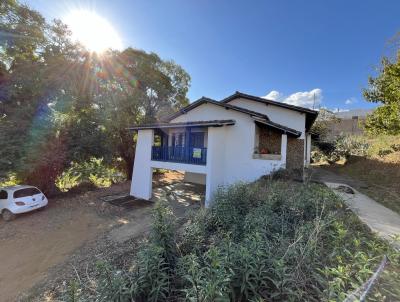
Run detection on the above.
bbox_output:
[150,160,207,174]
[305,134,312,166]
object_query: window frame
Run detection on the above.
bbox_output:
[13,188,41,199]
[0,190,8,200]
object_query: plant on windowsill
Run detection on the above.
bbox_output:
[260,148,269,154]
[253,147,281,160]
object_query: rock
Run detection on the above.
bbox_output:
[336,185,355,194]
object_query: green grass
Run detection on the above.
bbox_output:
[364,135,400,157]
[56,178,400,302]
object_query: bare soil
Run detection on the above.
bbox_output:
[0,171,199,302]
[316,152,400,215]
[0,182,131,302]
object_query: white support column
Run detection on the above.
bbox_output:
[205,126,226,207]
[305,134,312,166]
[130,129,154,200]
[281,134,288,169]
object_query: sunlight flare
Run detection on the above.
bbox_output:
[64,10,122,52]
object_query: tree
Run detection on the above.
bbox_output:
[363,51,400,135]
[0,0,191,190]
[0,1,109,191]
[98,49,190,178]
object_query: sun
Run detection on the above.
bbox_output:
[64,10,122,53]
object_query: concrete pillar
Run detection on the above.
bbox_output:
[130,129,154,200]
[305,134,312,166]
[281,134,288,169]
[205,126,226,207]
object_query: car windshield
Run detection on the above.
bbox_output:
[13,188,41,198]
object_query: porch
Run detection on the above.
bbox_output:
[151,146,207,165]
[129,119,236,206]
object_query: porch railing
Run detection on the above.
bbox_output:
[151,146,207,165]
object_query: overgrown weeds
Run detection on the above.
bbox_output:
[60,179,400,301]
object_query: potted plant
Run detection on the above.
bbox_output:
[260,148,269,154]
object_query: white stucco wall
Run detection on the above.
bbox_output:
[172,103,285,196]
[130,129,154,199]
[131,101,300,206]
[305,134,312,166]
[226,98,306,139]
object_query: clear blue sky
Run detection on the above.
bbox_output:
[25,0,400,110]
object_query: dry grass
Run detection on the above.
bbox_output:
[327,151,400,214]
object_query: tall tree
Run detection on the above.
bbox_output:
[363,50,400,135]
[98,49,190,178]
[0,1,191,190]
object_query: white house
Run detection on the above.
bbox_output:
[129,91,318,207]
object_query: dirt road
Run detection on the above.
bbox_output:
[0,183,130,302]
[0,172,201,301]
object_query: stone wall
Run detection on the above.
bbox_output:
[286,137,304,170]
[258,127,282,154]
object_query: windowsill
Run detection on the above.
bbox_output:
[252,154,282,160]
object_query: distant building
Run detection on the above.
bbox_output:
[328,108,374,136]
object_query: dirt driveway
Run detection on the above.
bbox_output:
[0,172,203,302]
[0,182,132,302]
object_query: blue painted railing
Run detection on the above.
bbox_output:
[151,146,207,165]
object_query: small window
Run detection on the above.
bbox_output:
[13,188,41,198]
[0,190,8,199]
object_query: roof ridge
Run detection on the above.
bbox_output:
[164,96,270,122]
[222,91,319,114]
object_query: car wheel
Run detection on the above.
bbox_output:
[2,209,16,221]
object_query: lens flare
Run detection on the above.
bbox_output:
[64,10,122,53]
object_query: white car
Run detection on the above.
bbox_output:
[0,185,48,221]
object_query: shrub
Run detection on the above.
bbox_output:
[56,158,125,192]
[0,173,19,187]
[313,135,369,163]
[391,143,400,152]
[62,180,400,302]
[378,149,393,157]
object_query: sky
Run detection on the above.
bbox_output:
[24,0,400,110]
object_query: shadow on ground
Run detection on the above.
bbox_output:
[311,154,400,214]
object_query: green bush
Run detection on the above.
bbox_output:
[62,180,400,301]
[56,158,125,192]
[313,135,369,163]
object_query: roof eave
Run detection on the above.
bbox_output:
[128,119,236,130]
[254,119,302,138]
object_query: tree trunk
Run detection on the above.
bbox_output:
[123,154,134,180]
[126,160,133,180]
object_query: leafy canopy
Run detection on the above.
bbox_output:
[0,0,190,192]
[363,50,400,135]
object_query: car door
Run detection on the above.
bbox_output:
[0,190,8,211]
